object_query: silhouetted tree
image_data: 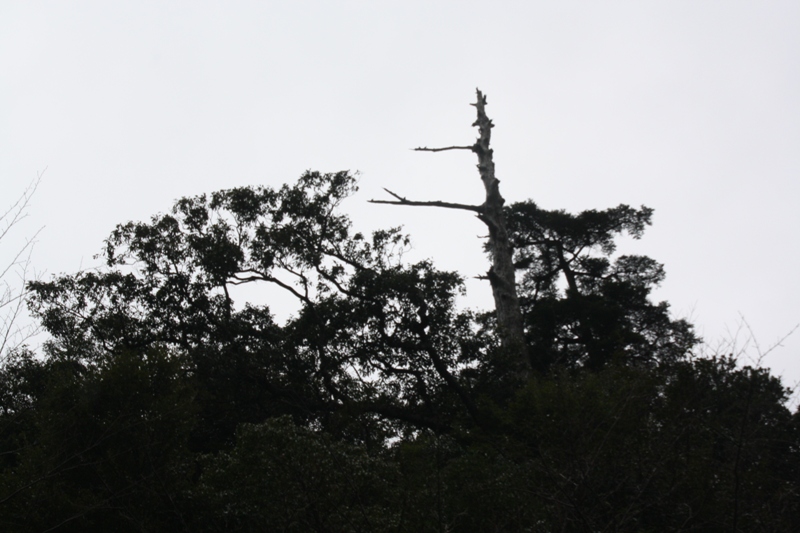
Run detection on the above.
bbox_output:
[506,200,697,372]
[1,93,796,532]
[371,89,528,381]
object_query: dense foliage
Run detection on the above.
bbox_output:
[1,171,798,532]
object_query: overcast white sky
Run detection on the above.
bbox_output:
[2,1,799,395]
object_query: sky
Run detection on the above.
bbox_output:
[2,2,799,397]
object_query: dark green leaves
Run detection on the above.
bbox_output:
[505,201,695,371]
[7,168,797,532]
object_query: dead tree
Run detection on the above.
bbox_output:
[370,89,529,379]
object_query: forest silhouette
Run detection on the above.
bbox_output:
[1,93,798,532]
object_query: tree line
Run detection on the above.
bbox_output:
[1,92,797,532]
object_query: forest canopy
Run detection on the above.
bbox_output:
[1,92,798,532]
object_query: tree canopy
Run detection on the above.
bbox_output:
[1,93,798,532]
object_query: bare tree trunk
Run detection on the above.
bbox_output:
[469,90,528,377]
[371,90,529,379]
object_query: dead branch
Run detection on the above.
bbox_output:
[368,188,482,213]
[413,145,474,153]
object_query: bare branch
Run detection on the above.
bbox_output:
[369,189,482,213]
[383,188,406,201]
[1,169,46,360]
[0,168,45,242]
[413,145,474,153]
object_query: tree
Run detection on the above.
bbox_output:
[506,200,697,372]
[2,93,798,531]
[189,417,398,532]
[27,171,482,441]
[0,347,196,532]
[371,89,528,382]
[1,172,44,361]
